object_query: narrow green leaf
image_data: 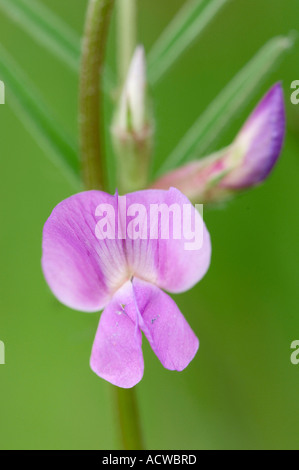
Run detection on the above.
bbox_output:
[0,0,80,71]
[0,45,80,187]
[0,0,115,91]
[148,0,230,85]
[160,34,295,174]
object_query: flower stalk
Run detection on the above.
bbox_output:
[113,0,146,450]
[79,0,146,451]
[113,387,144,450]
[79,0,114,190]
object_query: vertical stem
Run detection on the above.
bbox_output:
[113,387,144,450]
[79,0,144,453]
[113,0,145,451]
[79,0,114,190]
[116,0,137,84]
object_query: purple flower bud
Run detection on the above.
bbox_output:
[152,84,286,203]
[220,83,286,189]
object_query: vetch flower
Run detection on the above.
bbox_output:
[152,83,286,203]
[42,188,211,388]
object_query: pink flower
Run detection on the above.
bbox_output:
[152,84,286,203]
[42,188,211,388]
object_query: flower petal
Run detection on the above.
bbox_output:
[124,187,211,293]
[133,278,199,371]
[42,189,211,312]
[90,281,144,388]
[42,191,128,312]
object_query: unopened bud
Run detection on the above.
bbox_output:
[112,46,153,193]
[152,84,286,203]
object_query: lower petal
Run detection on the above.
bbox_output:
[133,278,199,371]
[90,282,144,388]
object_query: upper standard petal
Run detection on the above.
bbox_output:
[124,188,211,293]
[42,188,211,312]
[42,191,128,312]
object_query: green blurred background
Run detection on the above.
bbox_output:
[0,0,299,450]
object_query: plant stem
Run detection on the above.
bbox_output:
[116,0,137,84]
[79,0,144,452]
[113,386,144,450]
[112,0,145,451]
[79,0,114,190]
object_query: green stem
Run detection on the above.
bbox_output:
[113,386,144,450]
[79,0,114,190]
[79,0,144,452]
[112,0,145,451]
[116,0,137,84]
